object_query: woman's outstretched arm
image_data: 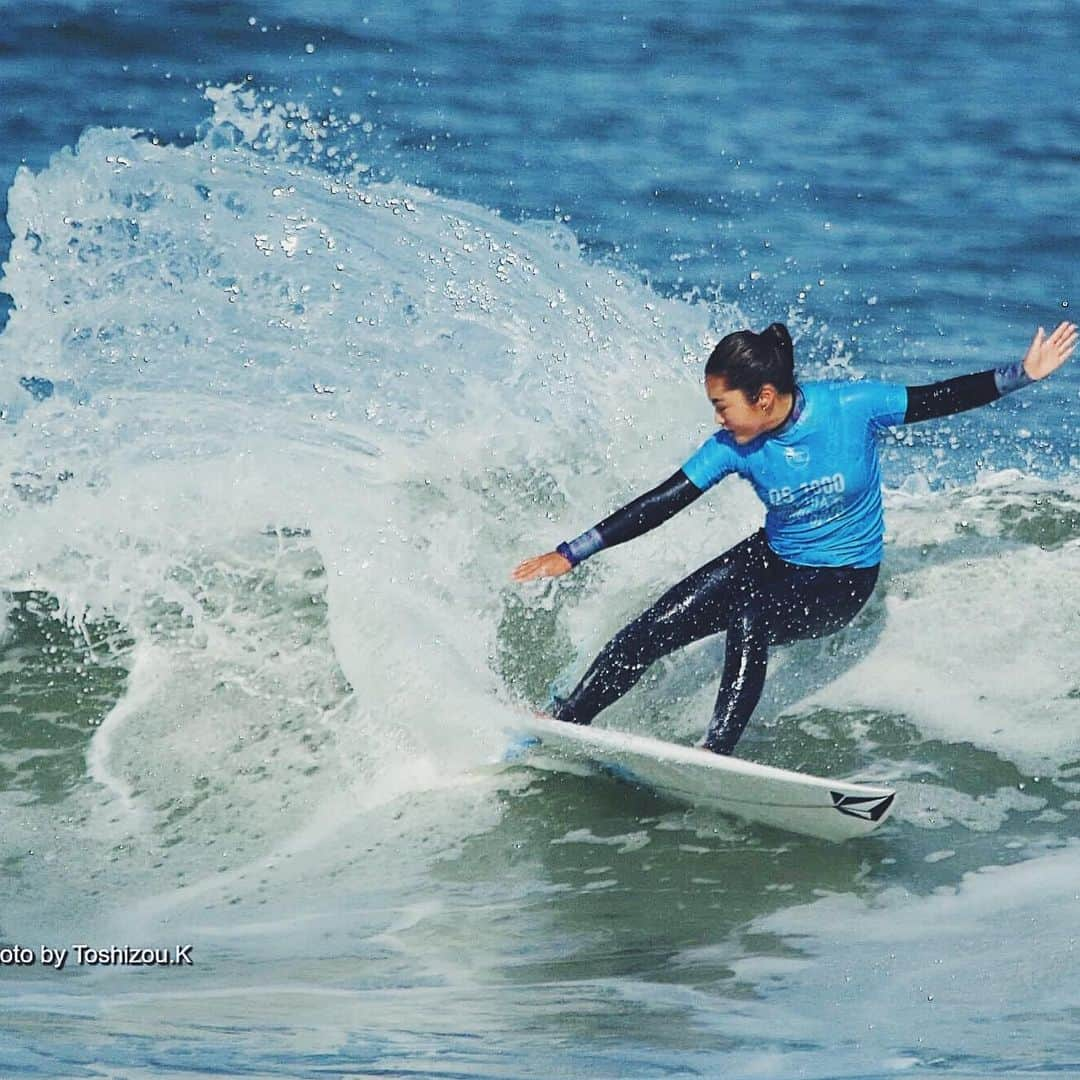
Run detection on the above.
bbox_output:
[511,469,702,581]
[905,321,1077,423]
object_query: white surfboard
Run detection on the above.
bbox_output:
[506,715,895,842]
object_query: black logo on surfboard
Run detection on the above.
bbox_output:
[830,791,895,822]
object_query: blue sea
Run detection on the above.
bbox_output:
[1,2,1079,1076]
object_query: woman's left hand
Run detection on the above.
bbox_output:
[1022,321,1077,380]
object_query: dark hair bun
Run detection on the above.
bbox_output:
[765,322,792,356]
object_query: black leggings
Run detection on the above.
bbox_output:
[553,530,879,754]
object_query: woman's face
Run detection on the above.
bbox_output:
[704,375,781,444]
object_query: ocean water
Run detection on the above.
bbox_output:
[1,2,1079,1076]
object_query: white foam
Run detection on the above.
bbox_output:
[0,88,721,940]
[725,842,1080,1061]
[802,522,1080,774]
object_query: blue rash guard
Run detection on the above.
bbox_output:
[680,381,908,568]
[555,362,1032,571]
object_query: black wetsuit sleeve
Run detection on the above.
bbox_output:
[903,369,1002,424]
[558,469,702,565]
[594,469,702,545]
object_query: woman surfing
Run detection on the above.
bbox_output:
[511,320,1077,755]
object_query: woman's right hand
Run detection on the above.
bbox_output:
[511,551,573,582]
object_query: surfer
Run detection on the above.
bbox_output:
[511,320,1077,754]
